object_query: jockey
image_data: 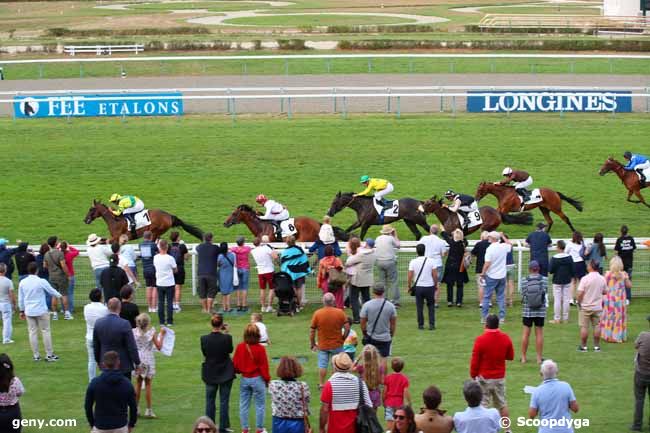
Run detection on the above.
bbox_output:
[443,190,478,229]
[255,195,290,240]
[109,193,144,237]
[623,151,650,184]
[354,175,394,209]
[498,167,533,203]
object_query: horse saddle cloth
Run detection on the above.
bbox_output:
[635,167,650,181]
[457,211,482,229]
[373,199,399,217]
[518,189,543,206]
[279,218,298,237]
[126,209,151,230]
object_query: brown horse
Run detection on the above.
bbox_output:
[223,204,347,242]
[599,157,650,207]
[422,195,532,236]
[83,200,204,242]
[475,182,583,233]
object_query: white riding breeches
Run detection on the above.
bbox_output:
[261,209,289,222]
[634,161,650,171]
[459,202,478,213]
[123,200,144,215]
[374,183,394,200]
[515,177,533,190]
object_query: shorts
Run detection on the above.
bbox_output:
[579,309,601,328]
[50,278,69,297]
[522,317,545,328]
[236,269,250,291]
[144,270,156,288]
[365,337,392,358]
[258,272,274,290]
[573,261,587,279]
[506,264,515,279]
[318,347,343,369]
[385,406,397,421]
[292,277,306,289]
[174,269,186,285]
[478,377,507,410]
[198,275,217,299]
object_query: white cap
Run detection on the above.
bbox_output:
[502,167,512,176]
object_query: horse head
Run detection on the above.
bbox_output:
[421,195,442,214]
[327,191,354,217]
[224,204,255,227]
[599,156,619,176]
[475,182,491,201]
[84,200,104,224]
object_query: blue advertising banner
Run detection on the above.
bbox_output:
[13,93,183,118]
[467,90,632,113]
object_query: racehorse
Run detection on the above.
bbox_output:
[421,195,532,236]
[83,200,204,242]
[327,192,430,240]
[475,182,583,233]
[599,157,650,208]
[223,204,348,242]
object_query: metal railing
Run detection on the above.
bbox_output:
[63,44,144,57]
[480,13,650,30]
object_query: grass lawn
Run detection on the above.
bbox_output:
[223,14,416,27]
[479,6,600,15]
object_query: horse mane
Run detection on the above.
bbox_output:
[341,192,369,199]
[237,204,256,213]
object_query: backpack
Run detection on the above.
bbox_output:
[523,275,546,309]
[169,243,182,264]
[328,267,347,286]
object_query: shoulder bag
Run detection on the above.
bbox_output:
[362,299,386,346]
[223,254,239,287]
[409,257,428,296]
[300,382,313,433]
[355,377,383,433]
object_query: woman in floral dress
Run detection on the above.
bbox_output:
[268,356,310,433]
[600,256,629,343]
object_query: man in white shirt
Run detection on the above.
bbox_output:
[251,235,278,313]
[153,240,177,326]
[417,225,448,306]
[84,288,109,381]
[407,244,439,330]
[86,234,112,290]
[375,225,401,306]
[480,231,511,323]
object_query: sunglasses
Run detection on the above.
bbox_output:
[394,415,407,420]
[195,428,214,433]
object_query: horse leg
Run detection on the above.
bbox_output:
[345,220,362,233]
[539,207,554,233]
[403,220,422,240]
[551,208,577,233]
[633,190,650,208]
[415,215,430,234]
[359,223,371,240]
[627,190,641,204]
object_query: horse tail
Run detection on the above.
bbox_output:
[333,226,349,242]
[501,212,533,225]
[557,192,584,212]
[171,215,204,240]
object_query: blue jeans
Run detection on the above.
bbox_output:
[94,267,107,289]
[0,302,12,343]
[206,380,233,430]
[67,276,75,312]
[236,269,250,291]
[482,276,506,320]
[239,376,266,430]
[157,285,174,325]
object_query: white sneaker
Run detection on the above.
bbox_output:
[3,340,14,344]
[174,304,181,312]
[51,312,58,321]
[64,311,73,320]
[626,299,630,306]
[144,408,156,418]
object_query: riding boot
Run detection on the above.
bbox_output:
[637,169,647,187]
[126,215,137,238]
[273,222,282,241]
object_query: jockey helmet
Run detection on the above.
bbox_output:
[109,193,120,203]
[256,194,267,204]
[444,190,456,198]
[624,151,632,160]
[502,167,513,176]
[360,175,370,183]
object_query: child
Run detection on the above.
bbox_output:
[319,215,335,245]
[383,357,412,431]
[133,313,166,418]
[251,313,270,346]
[342,317,358,361]
[354,345,384,412]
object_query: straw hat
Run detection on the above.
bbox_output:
[332,353,353,372]
[380,224,394,235]
[86,233,101,246]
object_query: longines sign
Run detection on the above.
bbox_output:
[467,90,632,113]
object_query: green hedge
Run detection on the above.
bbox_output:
[45,27,211,37]
[326,24,439,34]
[464,25,594,35]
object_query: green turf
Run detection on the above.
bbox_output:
[223,13,416,26]
[479,6,600,15]
[128,2,264,12]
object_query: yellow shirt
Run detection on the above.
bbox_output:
[111,196,139,215]
[357,178,388,196]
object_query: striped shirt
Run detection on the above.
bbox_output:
[521,274,547,318]
[326,373,372,411]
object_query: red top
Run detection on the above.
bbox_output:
[64,246,80,276]
[383,372,410,408]
[231,246,252,270]
[233,342,270,383]
[320,381,357,433]
[470,329,514,379]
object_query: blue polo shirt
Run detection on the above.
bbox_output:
[453,406,500,433]
[530,378,577,433]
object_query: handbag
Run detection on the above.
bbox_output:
[362,299,386,346]
[409,257,428,296]
[328,267,347,286]
[223,254,239,286]
[300,382,313,433]
[355,377,383,433]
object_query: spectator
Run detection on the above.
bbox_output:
[632,316,650,431]
[111,242,137,289]
[443,229,468,308]
[232,236,252,312]
[84,289,108,382]
[549,240,574,325]
[407,244,438,330]
[344,237,361,302]
[18,262,62,362]
[343,317,358,361]
[200,313,235,431]
[93,298,141,378]
[317,245,345,308]
[0,264,16,344]
[453,380,500,433]
[615,224,636,304]
[250,313,270,346]
[345,238,376,324]
[383,357,412,431]
[310,293,349,388]
[471,231,490,309]
[503,233,516,307]
[480,232,510,323]
[14,242,34,281]
[360,285,397,364]
[529,360,579,433]
[418,225,448,308]
[217,242,236,314]
[86,234,111,290]
[375,225,401,307]
[196,233,220,314]
[601,256,630,343]
[0,354,23,433]
[577,260,607,352]
[60,241,79,313]
[192,416,217,433]
[43,236,70,320]
[565,231,586,306]
[85,351,137,433]
[320,352,372,433]
[100,255,129,303]
[280,237,310,312]
[585,233,607,274]
[233,323,270,433]
[0,240,16,281]
[414,385,453,433]
[119,285,139,329]
[269,356,311,433]
[139,231,159,313]
[118,234,137,278]
[36,243,49,281]
[391,406,417,433]
[520,261,547,364]
[251,236,278,314]
[526,223,552,276]
[154,239,177,327]
[133,313,165,419]
[470,314,514,426]
[168,231,188,313]
[310,216,342,261]
[354,344,384,411]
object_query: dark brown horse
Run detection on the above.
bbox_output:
[422,195,532,236]
[599,157,650,207]
[223,204,347,242]
[83,200,204,242]
[327,192,430,240]
[475,182,582,233]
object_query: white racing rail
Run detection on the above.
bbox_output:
[63,44,144,56]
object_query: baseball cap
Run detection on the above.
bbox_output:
[365,238,375,248]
